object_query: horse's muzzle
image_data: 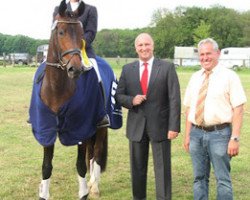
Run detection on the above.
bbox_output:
[67,65,84,79]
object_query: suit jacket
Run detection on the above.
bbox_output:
[115,58,181,142]
[53,3,97,58]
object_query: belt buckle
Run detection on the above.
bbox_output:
[201,126,206,132]
[202,125,213,132]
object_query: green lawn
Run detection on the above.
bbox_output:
[0,64,249,200]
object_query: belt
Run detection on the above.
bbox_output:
[192,123,230,132]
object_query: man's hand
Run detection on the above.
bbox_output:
[168,130,179,140]
[183,135,190,153]
[228,140,240,157]
[132,95,146,106]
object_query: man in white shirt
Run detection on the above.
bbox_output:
[183,38,247,200]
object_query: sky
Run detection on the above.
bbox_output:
[0,0,249,40]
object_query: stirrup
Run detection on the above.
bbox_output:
[97,115,110,128]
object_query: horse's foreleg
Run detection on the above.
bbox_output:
[77,142,89,200]
[39,145,54,200]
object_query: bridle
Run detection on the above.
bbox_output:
[46,20,83,71]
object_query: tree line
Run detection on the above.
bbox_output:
[0,33,48,57]
[0,6,249,59]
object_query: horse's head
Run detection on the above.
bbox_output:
[47,0,86,79]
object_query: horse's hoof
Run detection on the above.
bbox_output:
[80,194,88,200]
[89,182,100,199]
[39,198,46,200]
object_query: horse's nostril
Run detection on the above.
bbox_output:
[67,66,82,79]
[68,66,74,72]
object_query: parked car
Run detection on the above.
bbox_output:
[9,53,31,65]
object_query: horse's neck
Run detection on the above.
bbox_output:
[41,67,76,113]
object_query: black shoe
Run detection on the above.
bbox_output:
[97,115,110,128]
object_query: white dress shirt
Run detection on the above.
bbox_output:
[183,64,247,126]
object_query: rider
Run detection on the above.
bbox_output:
[53,0,110,128]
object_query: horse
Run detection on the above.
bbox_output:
[29,1,122,199]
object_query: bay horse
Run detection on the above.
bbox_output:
[29,0,122,199]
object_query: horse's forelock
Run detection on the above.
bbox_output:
[65,11,78,19]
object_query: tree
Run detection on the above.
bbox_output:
[239,11,250,46]
[206,6,243,48]
[193,20,211,45]
[0,33,48,56]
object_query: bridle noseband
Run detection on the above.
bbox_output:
[46,20,83,71]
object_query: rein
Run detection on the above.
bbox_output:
[46,20,83,70]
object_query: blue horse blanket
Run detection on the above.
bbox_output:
[29,56,122,146]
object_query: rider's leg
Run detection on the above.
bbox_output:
[89,58,110,128]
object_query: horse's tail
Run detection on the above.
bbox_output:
[100,128,108,172]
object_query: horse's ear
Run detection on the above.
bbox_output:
[58,0,67,16]
[77,1,85,17]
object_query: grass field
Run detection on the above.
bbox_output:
[0,62,249,200]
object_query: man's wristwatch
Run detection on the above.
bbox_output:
[230,136,240,142]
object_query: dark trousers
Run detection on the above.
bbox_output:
[129,133,172,200]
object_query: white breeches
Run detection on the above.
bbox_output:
[89,58,101,82]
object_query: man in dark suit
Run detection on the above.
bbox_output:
[115,33,181,200]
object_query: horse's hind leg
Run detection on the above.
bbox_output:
[39,145,54,200]
[77,142,89,200]
[88,127,108,198]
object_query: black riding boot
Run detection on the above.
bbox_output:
[97,81,110,128]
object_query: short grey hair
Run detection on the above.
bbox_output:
[197,38,219,52]
[134,33,154,47]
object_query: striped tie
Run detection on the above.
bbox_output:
[195,71,212,125]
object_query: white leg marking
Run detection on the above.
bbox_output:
[39,178,50,200]
[78,175,89,198]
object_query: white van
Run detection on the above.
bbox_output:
[174,46,200,67]
[219,47,250,69]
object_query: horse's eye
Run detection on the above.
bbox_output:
[58,29,64,36]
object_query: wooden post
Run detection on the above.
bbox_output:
[3,53,6,67]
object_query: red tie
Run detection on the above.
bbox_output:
[141,62,148,95]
